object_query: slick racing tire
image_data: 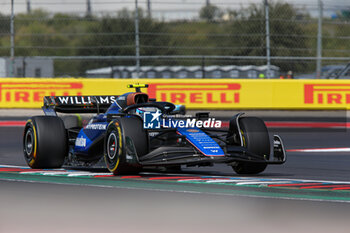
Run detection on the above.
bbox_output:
[232,117,270,175]
[104,117,148,175]
[23,116,67,168]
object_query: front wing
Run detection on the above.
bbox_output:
[136,135,286,167]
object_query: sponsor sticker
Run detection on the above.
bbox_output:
[162,118,221,128]
[0,80,83,105]
[143,110,161,129]
[304,84,350,105]
[187,129,199,133]
[75,136,86,147]
[85,123,107,130]
[56,96,117,105]
[143,111,221,129]
[147,83,241,105]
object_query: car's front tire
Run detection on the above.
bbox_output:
[104,117,147,175]
[231,117,270,174]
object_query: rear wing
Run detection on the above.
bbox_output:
[43,95,119,114]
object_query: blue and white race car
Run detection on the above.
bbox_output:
[23,84,286,175]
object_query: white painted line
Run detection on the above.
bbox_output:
[288,147,350,153]
[0,164,30,168]
[19,171,112,177]
[236,181,296,185]
[20,171,67,174]
[206,179,256,183]
[42,172,71,175]
[67,173,112,177]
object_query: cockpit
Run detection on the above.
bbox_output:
[107,92,150,114]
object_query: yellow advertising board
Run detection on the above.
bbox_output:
[1,78,350,109]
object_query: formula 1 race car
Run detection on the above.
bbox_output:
[23,84,286,175]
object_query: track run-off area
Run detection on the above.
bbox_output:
[2,164,350,203]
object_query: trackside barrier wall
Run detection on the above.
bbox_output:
[1,78,350,109]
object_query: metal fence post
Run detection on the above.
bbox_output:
[147,0,151,18]
[135,0,140,79]
[264,0,271,78]
[26,0,31,14]
[86,0,92,16]
[10,0,15,78]
[316,0,323,78]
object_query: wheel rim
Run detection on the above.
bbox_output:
[107,132,118,160]
[24,128,34,158]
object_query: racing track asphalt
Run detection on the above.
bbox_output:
[2,111,350,232]
[2,121,350,182]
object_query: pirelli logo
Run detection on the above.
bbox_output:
[147,83,241,105]
[0,82,83,103]
[304,84,350,104]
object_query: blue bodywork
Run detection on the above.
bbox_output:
[177,128,224,156]
[73,92,224,158]
[73,93,127,156]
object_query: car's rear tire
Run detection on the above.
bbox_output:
[232,117,270,175]
[104,117,148,175]
[23,116,67,168]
